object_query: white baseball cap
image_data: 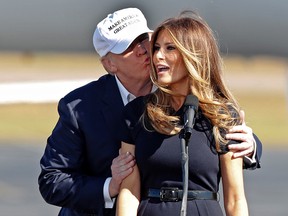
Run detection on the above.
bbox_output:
[93,8,152,57]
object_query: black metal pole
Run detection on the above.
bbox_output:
[180,130,189,216]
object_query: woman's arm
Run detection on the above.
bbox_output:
[220,151,249,216]
[116,142,140,216]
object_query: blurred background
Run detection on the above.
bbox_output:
[0,0,287,215]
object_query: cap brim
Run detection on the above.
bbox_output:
[110,27,153,54]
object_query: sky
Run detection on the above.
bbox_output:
[0,0,287,56]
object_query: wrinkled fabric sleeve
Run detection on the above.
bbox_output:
[244,134,262,170]
[118,103,136,146]
[38,98,105,213]
[219,134,262,170]
[218,107,262,170]
[118,96,147,146]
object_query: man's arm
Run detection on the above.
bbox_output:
[38,98,135,213]
[103,151,135,208]
[226,110,262,169]
[38,98,106,211]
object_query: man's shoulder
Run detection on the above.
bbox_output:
[56,74,122,115]
[64,74,116,99]
[76,74,115,91]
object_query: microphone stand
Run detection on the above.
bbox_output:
[179,94,198,216]
[179,130,189,216]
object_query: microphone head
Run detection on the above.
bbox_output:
[184,94,199,111]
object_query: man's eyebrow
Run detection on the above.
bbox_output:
[128,33,148,49]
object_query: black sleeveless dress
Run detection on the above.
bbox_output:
[119,96,226,216]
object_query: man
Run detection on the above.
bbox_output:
[38,8,261,216]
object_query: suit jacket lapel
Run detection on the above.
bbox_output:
[101,76,125,136]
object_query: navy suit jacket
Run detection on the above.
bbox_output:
[39,74,124,215]
[38,74,262,216]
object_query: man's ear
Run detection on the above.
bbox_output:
[101,56,117,74]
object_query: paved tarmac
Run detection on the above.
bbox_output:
[0,143,287,216]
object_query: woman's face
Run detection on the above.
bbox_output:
[152,29,189,92]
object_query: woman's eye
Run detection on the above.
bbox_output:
[153,46,160,51]
[167,45,175,50]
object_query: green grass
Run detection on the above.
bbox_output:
[235,92,288,147]
[0,103,58,143]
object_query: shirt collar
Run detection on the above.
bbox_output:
[115,75,135,106]
[115,75,157,106]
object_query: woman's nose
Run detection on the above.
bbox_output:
[155,49,164,59]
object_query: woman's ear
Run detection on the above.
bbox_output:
[101,56,117,74]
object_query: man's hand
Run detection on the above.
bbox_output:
[226,110,255,159]
[109,152,135,197]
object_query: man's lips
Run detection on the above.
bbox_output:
[144,57,150,64]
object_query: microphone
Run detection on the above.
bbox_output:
[183,94,199,140]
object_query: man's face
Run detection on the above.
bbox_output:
[109,33,151,82]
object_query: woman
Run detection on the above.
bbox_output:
[117,11,249,216]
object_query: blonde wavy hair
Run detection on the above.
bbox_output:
[145,11,241,150]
